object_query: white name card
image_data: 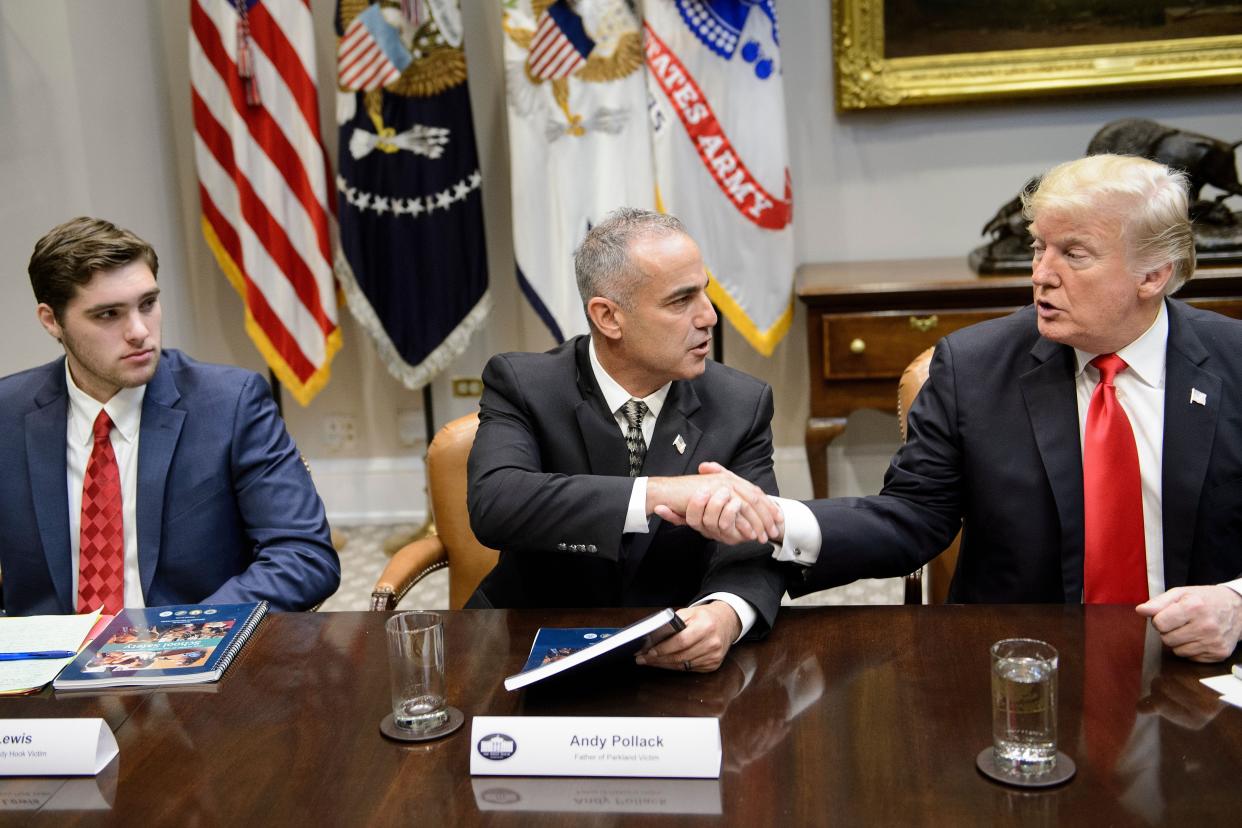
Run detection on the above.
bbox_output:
[470,716,720,778]
[0,719,118,777]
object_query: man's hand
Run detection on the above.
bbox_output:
[1136,585,1242,663]
[634,601,741,673]
[650,462,783,545]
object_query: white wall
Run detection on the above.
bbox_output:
[1,1,1239,519]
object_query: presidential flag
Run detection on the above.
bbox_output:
[644,0,795,355]
[334,0,489,390]
[501,0,655,342]
[190,0,341,404]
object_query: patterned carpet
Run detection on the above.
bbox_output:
[320,523,905,611]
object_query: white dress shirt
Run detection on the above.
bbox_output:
[65,362,147,609]
[588,340,757,638]
[773,303,1242,601]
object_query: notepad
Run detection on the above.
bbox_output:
[0,612,101,695]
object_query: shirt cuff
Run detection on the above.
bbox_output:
[624,477,650,534]
[769,496,822,566]
[694,592,756,642]
[1222,579,1242,600]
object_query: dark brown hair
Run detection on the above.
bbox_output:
[28,217,159,318]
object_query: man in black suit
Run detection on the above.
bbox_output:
[466,208,785,672]
[669,154,1242,662]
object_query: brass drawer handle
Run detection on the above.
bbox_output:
[909,314,939,333]
[849,338,866,354]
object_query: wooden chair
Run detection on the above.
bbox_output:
[370,412,499,610]
[899,347,961,605]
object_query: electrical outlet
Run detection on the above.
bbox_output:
[323,415,357,451]
[451,377,484,398]
[397,409,425,449]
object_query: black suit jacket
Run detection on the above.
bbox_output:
[790,300,1242,602]
[467,336,785,633]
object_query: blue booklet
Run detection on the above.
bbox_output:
[53,602,267,689]
[504,608,685,691]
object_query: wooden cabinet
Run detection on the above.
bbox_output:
[796,258,1242,498]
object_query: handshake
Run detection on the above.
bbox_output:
[648,462,785,546]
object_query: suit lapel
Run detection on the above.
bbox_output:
[136,358,185,598]
[26,361,73,613]
[622,380,704,584]
[1018,339,1084,601]
[572,337,629,477]
[1161,301,1217,589]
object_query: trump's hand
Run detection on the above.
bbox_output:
[648,462,782,544]
[1136,585,1242,663]
[634,602,740,673]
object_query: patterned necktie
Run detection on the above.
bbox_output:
[1082,354,1148,604]
[78,409,124,614]
[622,399,648,478]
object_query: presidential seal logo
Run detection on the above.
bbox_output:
[477,733,518,761]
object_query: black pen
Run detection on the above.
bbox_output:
[0,650,76,661]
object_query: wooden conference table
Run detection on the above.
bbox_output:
[3,606,1239,825]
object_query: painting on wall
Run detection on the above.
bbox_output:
[834,0,1242,110]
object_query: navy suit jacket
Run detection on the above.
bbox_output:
[466,336,786,635]
[789,300,1242,602]
[0,350,339,614]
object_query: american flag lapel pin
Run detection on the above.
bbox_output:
[1190,388,1207,406]
[673,434,687,454]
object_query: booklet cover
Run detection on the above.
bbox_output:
[52,602,267,690]
[504,608,686,692]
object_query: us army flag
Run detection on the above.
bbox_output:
[501,0,656,342]
[644,0,795,355]
[335,0,490,389]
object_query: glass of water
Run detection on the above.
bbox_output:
[386,612,448,733]
[990,638,1058,776]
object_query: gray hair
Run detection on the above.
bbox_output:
[1021,153,1195,294]
[574,207,687,313]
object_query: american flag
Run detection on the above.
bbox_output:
[526,0,595,81]
[337,3,412,92]
[189,0,340,405]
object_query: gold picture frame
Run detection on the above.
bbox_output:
[833,0,1242,111]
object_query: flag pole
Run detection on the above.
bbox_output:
[422,384,435,446]
[269,370,283,418]
[712,303,724,364]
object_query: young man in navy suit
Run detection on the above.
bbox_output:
[0,217,339,615]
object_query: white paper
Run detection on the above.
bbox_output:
[0,612,100,694]
[470,716,720,778]
[0,719,118,776]
[1198,674,1242,696]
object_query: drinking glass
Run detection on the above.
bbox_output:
[386,612,447,733]
[990,638,1058,776]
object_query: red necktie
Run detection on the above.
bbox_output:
[1082,354,1148,604]
[78,410,124,614]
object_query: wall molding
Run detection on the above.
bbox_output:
[306,455,427,526]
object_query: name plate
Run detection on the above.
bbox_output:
[0,719,118,776]
[470,716,720,778]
